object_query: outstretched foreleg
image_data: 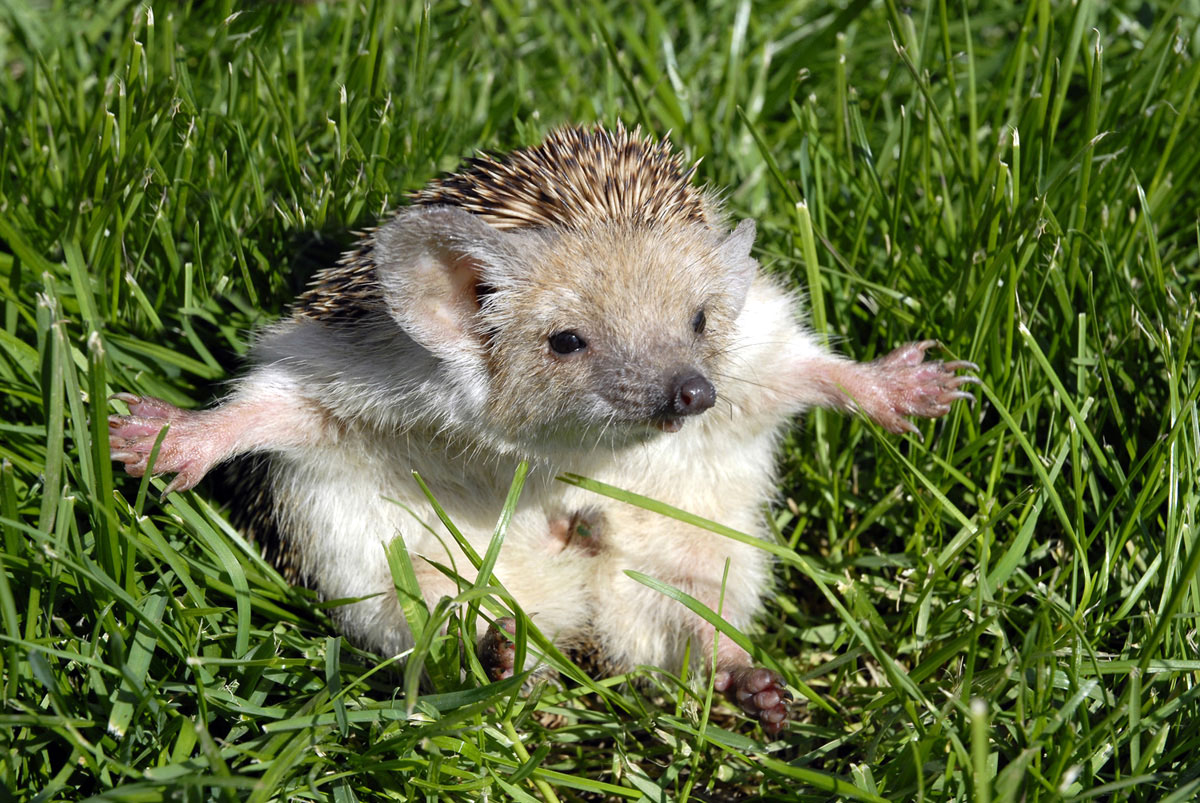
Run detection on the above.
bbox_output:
[108,373,333,494]
[783,339,977,433]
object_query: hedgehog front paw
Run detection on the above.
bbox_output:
[108,393,217,494]
[714,665,793,736]
[865,340,979,434]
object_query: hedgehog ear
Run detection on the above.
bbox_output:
[719,219,758,312]
[372,206,515,358]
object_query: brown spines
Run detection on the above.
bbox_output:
[293,233,384,325]
[294,124,710,324]
[412,124,709,231]
[565,625,632,680]
[213,455,308,587]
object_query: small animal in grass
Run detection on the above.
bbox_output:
[108,124,977,735]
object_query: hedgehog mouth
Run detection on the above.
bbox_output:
[651,416,685,433]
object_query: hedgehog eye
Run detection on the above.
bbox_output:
[691,307,707,335]
[474,282,496,308]
[549,330,588,355]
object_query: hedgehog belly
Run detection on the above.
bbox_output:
[218,435,602,662]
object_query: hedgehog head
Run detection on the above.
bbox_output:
[474,214,759,449]
[360,125,760,453]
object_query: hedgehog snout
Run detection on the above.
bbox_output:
[671,372,716,417]
[646,371,715,432]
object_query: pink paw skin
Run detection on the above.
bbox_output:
[864,340,979,435]
[107,393,216,494]
[713,666,793,736]
[478,617,518,682]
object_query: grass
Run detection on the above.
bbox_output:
[1,0,1198,799]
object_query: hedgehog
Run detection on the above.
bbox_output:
[108,123,977,735]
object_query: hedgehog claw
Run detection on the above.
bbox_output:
[859,341,978,431]
[161,475,188,497]
[106,395,224,492]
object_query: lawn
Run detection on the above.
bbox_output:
[1,0,1198,800]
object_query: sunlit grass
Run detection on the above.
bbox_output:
[1,0,1197,799]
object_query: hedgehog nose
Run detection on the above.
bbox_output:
[671,372,716,417]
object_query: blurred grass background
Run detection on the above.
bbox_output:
[1,0,1198,799]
